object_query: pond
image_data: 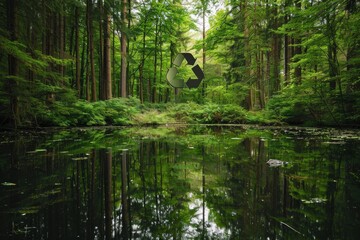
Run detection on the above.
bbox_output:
[0,125,360,239]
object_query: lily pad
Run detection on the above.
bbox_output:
[1,182,16,186]
[18,206,40,214]
[35,149,47,152]
[302,198,327,204]
[72,157,88,161]
[267,159,288,167]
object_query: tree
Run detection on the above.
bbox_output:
[121,0,128,98]
[87,0,97,101]
[102,0,112,100]
[75,6,81,96]
[6,0,19,128]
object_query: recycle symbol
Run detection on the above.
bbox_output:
[166,53,204,89]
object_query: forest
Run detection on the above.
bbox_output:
[0,0,359,128]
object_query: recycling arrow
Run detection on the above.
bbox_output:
[166,52,204,89]
[166,67,184,88]
[173,53,196,66]
[186,64,204,88]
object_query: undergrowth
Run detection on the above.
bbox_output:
[13,98,281,127]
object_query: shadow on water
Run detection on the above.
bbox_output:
[0,126,360,239]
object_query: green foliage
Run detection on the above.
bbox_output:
[1,0,359,128]
[266,90,310,125]
[35,98,141,127]
[265,83,354,126]
[167,102,247,124]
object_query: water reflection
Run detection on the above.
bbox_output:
[0,126,359,239]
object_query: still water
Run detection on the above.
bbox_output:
[0,126,359,239]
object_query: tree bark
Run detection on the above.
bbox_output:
[284,0,290,86]
[103,6,112,100]
[127,0,131,96]
[257,51,265,109]
[75,7,81,96]
[152,17,159,103]
[121,0,128,98]
[271,5,281,93]
[80,34,87,98]
[159,27,163,102]
[103,10,112,100]
[243,0,252,110]
[7,0,19,128]
[98,0,104,100]
[294,0,302,85]
[87,0,97,101]
[139,15,147,103]
[59,11,65,80]
[326,11,339,91]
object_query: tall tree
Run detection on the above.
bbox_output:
[6,0,19,128]
[283,0,291,86]
[121,0,128,98]
[98,0,104,100]
[75,6,81,96]
[87,0,97,101]
[152,9,159,103]
[293,0,302,85]
[102,1,112,100]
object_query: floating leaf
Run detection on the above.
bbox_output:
[267,159,288,167]
[35,149,47,152]
[72,157,88,161]
[26,150,39,154]
[18,206,40,214]
[302,198,327,204]
[323,141,346,145]
[1,182,16,186]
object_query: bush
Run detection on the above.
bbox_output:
[35,98,140,127]
[167,102,247,124]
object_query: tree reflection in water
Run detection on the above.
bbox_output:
[0,126,359,239]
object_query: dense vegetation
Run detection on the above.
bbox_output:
[0,0,359,128]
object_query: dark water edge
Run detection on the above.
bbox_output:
[1,125,360,239]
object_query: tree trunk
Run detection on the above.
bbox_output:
[87,0,97,101]
[257,51,265,109]
[284,0,290,86]
[152,17,159,103]
[159,27,163,102]
[75,7,81,96]
[139,16,147,103]
[59,11,65,80]
[121,0,128,98]
[294,0,302,85]
[7,0,19,128]
[98,0,104,100]
[103,7,112,100]
[243,0,252,110]
[80,34,87,98]
[271,5,281,93]
[86,66,90,101]
[326,12,339,91]
[127,0,131,96]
